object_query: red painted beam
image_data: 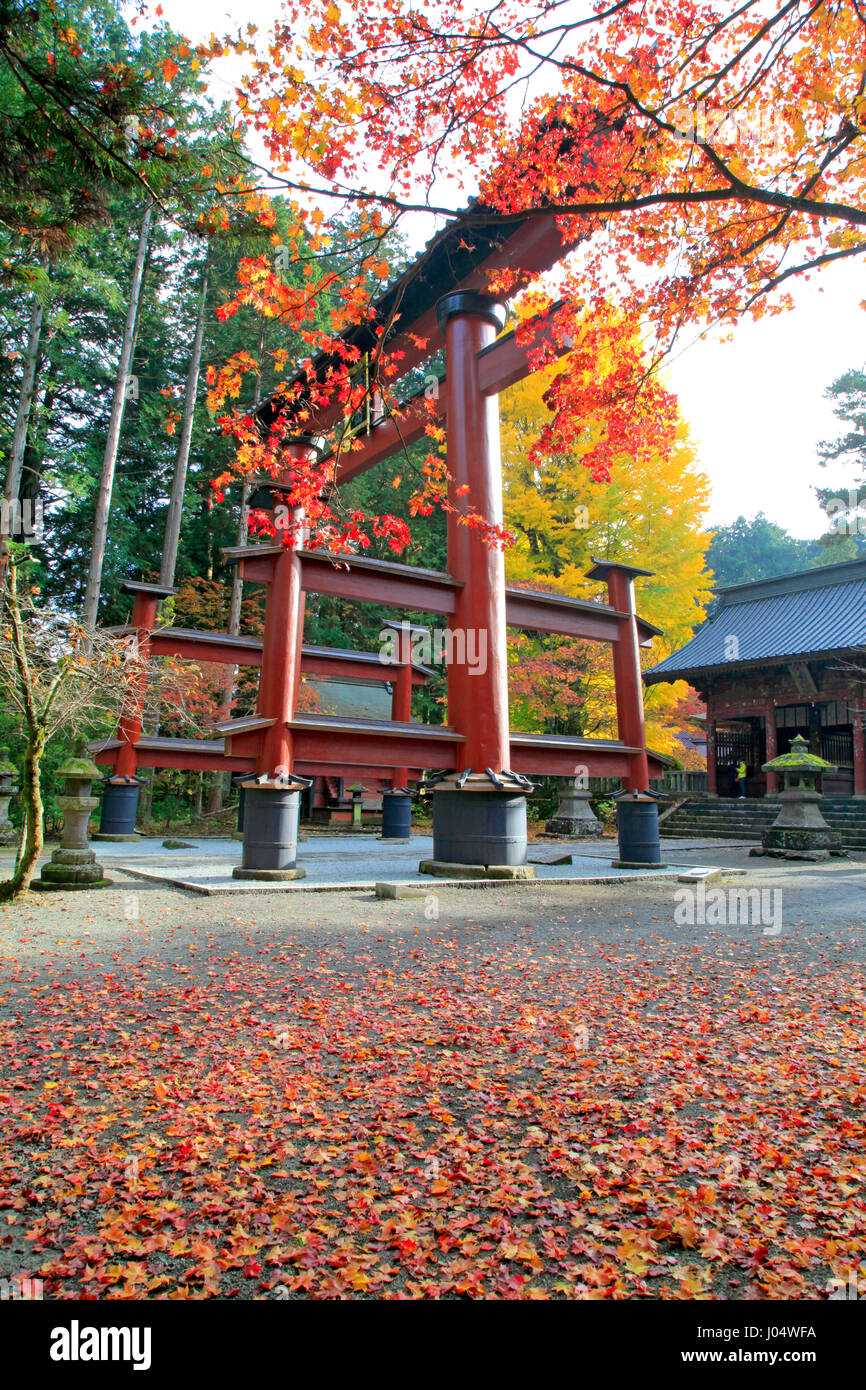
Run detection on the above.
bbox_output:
[227,550,278,586]
[299,551,461,616]
[333,392,443,484]
[93,726,667,782]
[477,305,571,397]
[146,628,429,685]
[91,737,254,774]
[290,716,463,772]
[509,733,668,780]
[149,628,263,667]
[506,589,622,643]
[226,545,661,643]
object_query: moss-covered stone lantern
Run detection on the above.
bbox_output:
[36,738,111,890]
[752,735,844,860]
[0,747,18,846]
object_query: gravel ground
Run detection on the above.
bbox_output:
[0,845,863,1301]
[1,845,864,974]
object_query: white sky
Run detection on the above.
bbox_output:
[154,0,866,541]
[664,259,866,538]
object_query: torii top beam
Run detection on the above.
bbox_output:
[254,208,573,449]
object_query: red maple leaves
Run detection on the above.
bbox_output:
[0,926,862,1299]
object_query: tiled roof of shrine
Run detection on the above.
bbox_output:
[645,558,866,685]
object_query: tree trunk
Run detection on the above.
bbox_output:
[139,768,155,826]
[159,255,209,588]
[0,728,45,901]
[19,384,54,508]
[4,281,45,508]
[227,478,250,639]
[206,774,222,814]
[81,201,153,630]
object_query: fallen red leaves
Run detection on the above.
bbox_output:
[0,931,863,1299]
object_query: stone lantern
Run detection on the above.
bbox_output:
[545,778,601,838]
[0,747,18,845]
[36,738,111,890]
[752,734,844,860]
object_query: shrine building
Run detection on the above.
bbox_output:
[644,558,866,799]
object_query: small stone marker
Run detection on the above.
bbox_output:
[676,867,723,884]
[676,867,747,884]
[374,882,430,899]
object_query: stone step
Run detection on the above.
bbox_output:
[660,796,866,848]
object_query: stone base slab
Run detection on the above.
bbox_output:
[32,877,114,892]
[232,866,307,881]
[93,832,142,842]
[611,859,670,870]
[544,817,600,838]
[419,860,536,880]
[750,847,840,861]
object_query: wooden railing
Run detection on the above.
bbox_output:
[588,770,709,796]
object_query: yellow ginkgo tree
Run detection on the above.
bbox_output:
[500,342,714,759]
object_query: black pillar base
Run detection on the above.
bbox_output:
[432,788,528,867]
[94,776,142,840]
[233,782,306,879]
[612,795,666,868]
[381,789,412,840]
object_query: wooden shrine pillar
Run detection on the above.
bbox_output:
[705,690,718,798]
[97,579,177,839]
[853,710,866,798]
[586,559,652,792]
[764,704,779,795]
[585,559,663,867]
[440,291,511,773]
[381,619,424,789]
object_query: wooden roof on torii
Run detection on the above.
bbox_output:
[252,205,576,480]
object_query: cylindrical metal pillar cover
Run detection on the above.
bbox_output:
[615,797,662,865]
[381,790,412,839]
[98,779,142,836]
[240,787,301,871]
[433,790,527,866]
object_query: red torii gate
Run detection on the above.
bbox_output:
[94,207,668,876]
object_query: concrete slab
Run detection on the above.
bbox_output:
[528,850,574,865]
[676,867,749,884]
[67,834,709,895]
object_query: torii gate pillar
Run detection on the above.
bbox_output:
[586,558,664,866]
[234,437,320,881]
[425,291,533,871]
[96,579,177,840]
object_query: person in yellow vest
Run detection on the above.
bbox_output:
[736,759,747,799]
